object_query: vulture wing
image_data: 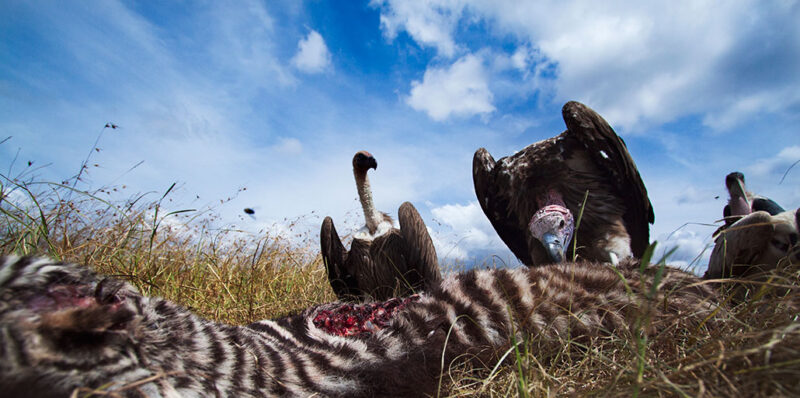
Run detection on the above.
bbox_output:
[561,101,654,257]
[473,148,534,265]
[369,230,410,300]
[752,196,785,215]
[398,201,442,290]
[320,217,359,299]
[343,203,442,301]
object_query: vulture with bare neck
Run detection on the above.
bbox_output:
[320,151,441,301]
[473,101,654,266]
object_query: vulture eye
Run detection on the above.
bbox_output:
[559,220,565,229]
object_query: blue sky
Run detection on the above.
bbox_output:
[2,1,799,272]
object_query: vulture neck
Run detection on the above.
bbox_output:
[354,168,384,235]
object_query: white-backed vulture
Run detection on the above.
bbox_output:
[473,101,653,266]
[705,208,799,280]
[320,151,441,301]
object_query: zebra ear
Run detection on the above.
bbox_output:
[36,279,137,334]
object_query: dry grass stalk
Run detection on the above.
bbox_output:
[1,162,798,397]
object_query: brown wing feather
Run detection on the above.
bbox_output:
[561,101,654,257]
[472,148,534,265]
[398,202,442,291]
[320,217,358,299]
[705,211,773,279]
[369,230,410,300]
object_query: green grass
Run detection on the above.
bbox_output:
[2,158,799,397]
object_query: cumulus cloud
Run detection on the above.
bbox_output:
[371,0,464,57]
[429,201,513,262]
[291,30,332,73]
[375,0,800,131]
[747,145,800,179]
[654,229,714,275]
[407,54,495,121]
[740,145,800,208]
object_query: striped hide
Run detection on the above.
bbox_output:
[0,256,717,397]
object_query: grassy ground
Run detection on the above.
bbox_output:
[2,168,799,397]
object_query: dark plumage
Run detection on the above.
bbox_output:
[473,101,653,266]
[321,151,441,301]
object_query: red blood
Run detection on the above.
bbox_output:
[313,295,420,337]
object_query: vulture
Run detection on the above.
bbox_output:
[720,171,785,229]
[320,151,442,301]
[705,208,799,280]
[473,101,653,266]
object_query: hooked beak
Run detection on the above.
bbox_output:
[734,179,750,209]
[728,178,751,217]
[542,232,565,263]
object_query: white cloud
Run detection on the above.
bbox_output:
[371,0,464,57]
[639,173,723,275]
[206,0,296,88]
[0,187,35,210]
[653,229,714,275]
[271,137,303,155]
[429,201,513,262]
[742,146,800,210]
[748,146,800,180]
[9,1,796,273]
[407,54,495,121]
[291,30,332,73]
[375,0,800,131]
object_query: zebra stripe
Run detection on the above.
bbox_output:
[0,255,719,397]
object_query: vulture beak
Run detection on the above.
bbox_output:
[529,204,574,264]
[726,172,751,216]
[733,179,750,208]
[541,232,565,263]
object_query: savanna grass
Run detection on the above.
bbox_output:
[440,249,800,397]
[1,153,799,397]
[0,167,335,324]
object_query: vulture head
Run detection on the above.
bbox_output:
[528,189,575,262]
[725,171,751,217]
[353,151,378,172]
[529,205,574,263]
[720,170,784,225]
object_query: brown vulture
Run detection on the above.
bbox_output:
[705,208,799,280]
[720,171,785,229]
[320,151,442,301]
[473,101,653,266]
